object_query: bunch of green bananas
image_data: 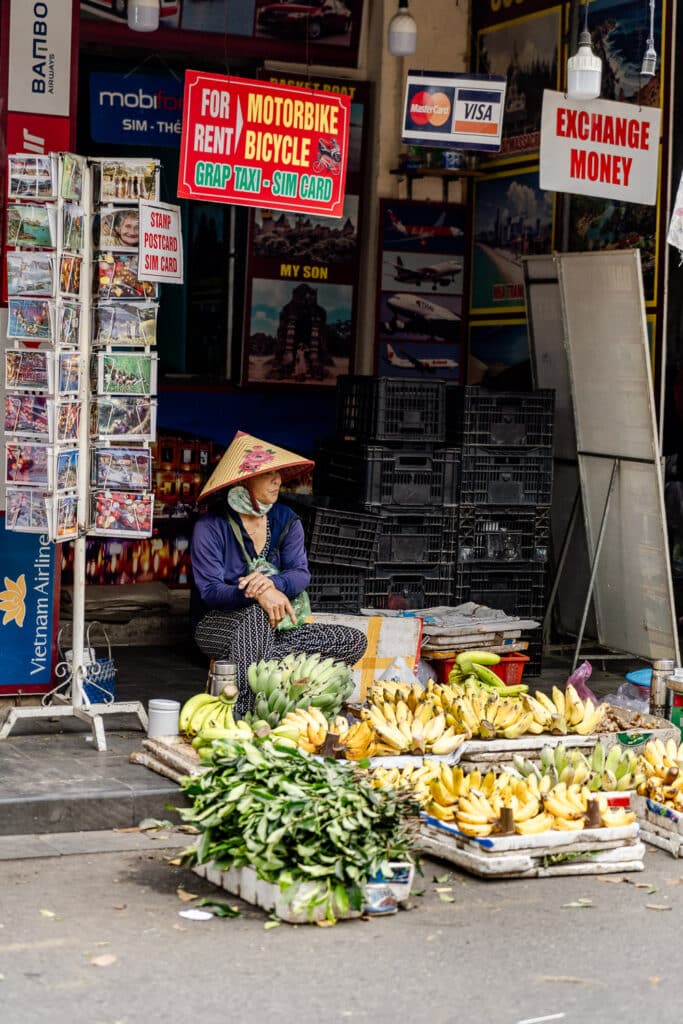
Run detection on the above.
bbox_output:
[447,650,528,697]
[243,652,355,733]
[512,740,644,793]
[179,684,251,741]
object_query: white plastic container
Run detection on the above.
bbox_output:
[147,698,180,738]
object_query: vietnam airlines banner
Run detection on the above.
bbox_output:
[0,521,57,695]
[401,72,507,153]
[540,91,661,206]
[177,71,350,218]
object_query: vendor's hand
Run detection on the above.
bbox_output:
[238,572,276,601]
[256,587,297,629]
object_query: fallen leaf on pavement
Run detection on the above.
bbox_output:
[561,898,593,908]
[176,888,197,902]
[264,920,281,930]
[112,905,127,911]
[438,894,456,903]
[645,904,672,911]
[649,977,661,985]
[39,910,56,919]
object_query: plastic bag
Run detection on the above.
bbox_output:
[565,660,599,705]
[600,682,649,714]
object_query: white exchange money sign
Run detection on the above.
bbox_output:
[539,90,661,206]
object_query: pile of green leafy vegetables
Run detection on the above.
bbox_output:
[178,738,419,920]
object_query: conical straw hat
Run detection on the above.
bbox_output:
[199,431,314,500]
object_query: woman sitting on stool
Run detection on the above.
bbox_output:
[191,431,367,717]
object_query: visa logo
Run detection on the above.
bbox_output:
[464,103,493,121]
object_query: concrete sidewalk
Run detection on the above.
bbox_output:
[0,643,645,837]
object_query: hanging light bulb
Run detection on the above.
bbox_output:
[388,0,417,57]
[567,1,602,101]
[128,0,160,33]
[640,0,657,77]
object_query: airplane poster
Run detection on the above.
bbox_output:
[375,199,467,382]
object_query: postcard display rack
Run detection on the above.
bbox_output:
[0,153,162,749]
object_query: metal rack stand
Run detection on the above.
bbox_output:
[0,153,148,751]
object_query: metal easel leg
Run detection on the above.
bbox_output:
[543,485,582,648]
[572,459,619,673]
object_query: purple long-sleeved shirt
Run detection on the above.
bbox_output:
[190,503,310,630]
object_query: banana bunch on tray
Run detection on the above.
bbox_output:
[342,690,466,758]
[636,738,683,810]
[513,740,645,793]
[243,652,355,733]
[417,765,635,838]
[523,683,606,736]
[268,710,350,755]
[179,684,254,751]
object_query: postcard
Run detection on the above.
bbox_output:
[92,447,152,491]
[91,396,156,442]
[63,204,85,252]
[96,206,140,250]
[97,160,159,204]
[6,203,55,247]
[92,302,157,346]
[96,253,158,300]
[8,155,57,200]
[56,400,81,442]
[60,154,84,202]
[59,254,82,297]
[57,301,81,346]
[5,442,50,487]
[6,488,50,533]
[91,490,154,537]
[55,448,79,492]
[7,251,55,296]
[96,352,157,396]
[57,352,81,394]
[4,395,50,437]
[5,350,51,391]
[53,494,79,541]
[7,298,53,341]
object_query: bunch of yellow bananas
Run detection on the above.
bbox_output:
[269,710,350,755]
[179,685,249,739]
[422,765,635,838]
[358,695,466,756]
[523,684,606,736]
[636,738,683,810]
[369,761,441,805]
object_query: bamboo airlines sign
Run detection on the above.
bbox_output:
[540,91,661,206]
[177,71,350,218]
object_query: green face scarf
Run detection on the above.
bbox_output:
[227,485,273,517]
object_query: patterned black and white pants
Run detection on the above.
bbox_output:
[194,605,368,716]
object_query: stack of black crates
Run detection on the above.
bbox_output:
[311,377,461,611]
[447,385,555,675]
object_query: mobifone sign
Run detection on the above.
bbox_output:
[402,72,507,153]
[90,72,183,146]
[177,71,350,218]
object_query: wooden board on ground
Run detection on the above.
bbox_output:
[130,735,204,784]
[417,819,644,878]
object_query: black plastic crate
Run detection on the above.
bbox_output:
[308,564,367,614]
[292,501,380,568]
[453,563,547,619]
[316,440,461,508]
[446,385,555,448]
[457,506,550,564]
[336,376,446,444]
[459,447,553,506]
[364,564,454,611]
[525,637,543,677]
[376,508,458,564]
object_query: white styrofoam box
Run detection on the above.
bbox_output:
[420,813,640,853]
[632,794,683,857]
[419,830,645,878]
[192,862,362,924]
[368,748,464,770]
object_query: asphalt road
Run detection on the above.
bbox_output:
[2,831,682,1024]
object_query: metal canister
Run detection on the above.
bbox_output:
[665,668,683,717]
[650,659,674,719]
[209,660,237,697]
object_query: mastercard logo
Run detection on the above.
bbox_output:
[408,90,452,128]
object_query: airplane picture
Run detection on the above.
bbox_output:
[384,292,461,338]
[385,343,458,373]
[386,208,464,246]
[388,255,462,290]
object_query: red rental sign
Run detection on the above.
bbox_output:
[177,71,350,218]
